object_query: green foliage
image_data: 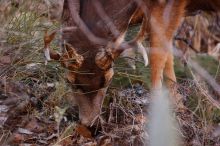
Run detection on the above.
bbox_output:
[112,57,150,89]
[194,55,219,76]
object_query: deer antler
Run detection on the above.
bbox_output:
[43,31,61,64]
[43,30,84,69]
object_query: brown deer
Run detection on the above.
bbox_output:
[44,0,150,126]
[149,0,220,103]
[44,0,220,126]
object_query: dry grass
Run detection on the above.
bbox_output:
[0,1,220,146]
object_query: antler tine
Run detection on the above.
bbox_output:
[43,30,61,64]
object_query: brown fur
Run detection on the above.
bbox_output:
[45,0,220,126]
[129,0,220,104]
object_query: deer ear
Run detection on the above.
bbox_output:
[95,48,114,70]
[43,31,61,61]
[95,45,129,70]
[61,44,84,70]
[44,31,56,46]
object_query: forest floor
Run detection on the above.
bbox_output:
[1,1,220,146]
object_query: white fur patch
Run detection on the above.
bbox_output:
[44,48,51,61]
[44,47,51,65]
[137,42,149,66]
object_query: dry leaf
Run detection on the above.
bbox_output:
[75,124,92,139]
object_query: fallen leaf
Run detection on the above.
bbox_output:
[75,124,92,139]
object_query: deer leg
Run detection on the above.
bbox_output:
[164,52,180,100]
[150,47,168,89]
[150,39,184,107]
[164,52,176,86]
[164,50,185,107]
[149,18,169,89]
[149,0,186,106]
[149,32,182,106]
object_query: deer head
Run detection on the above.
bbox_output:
[44,31,119,126]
